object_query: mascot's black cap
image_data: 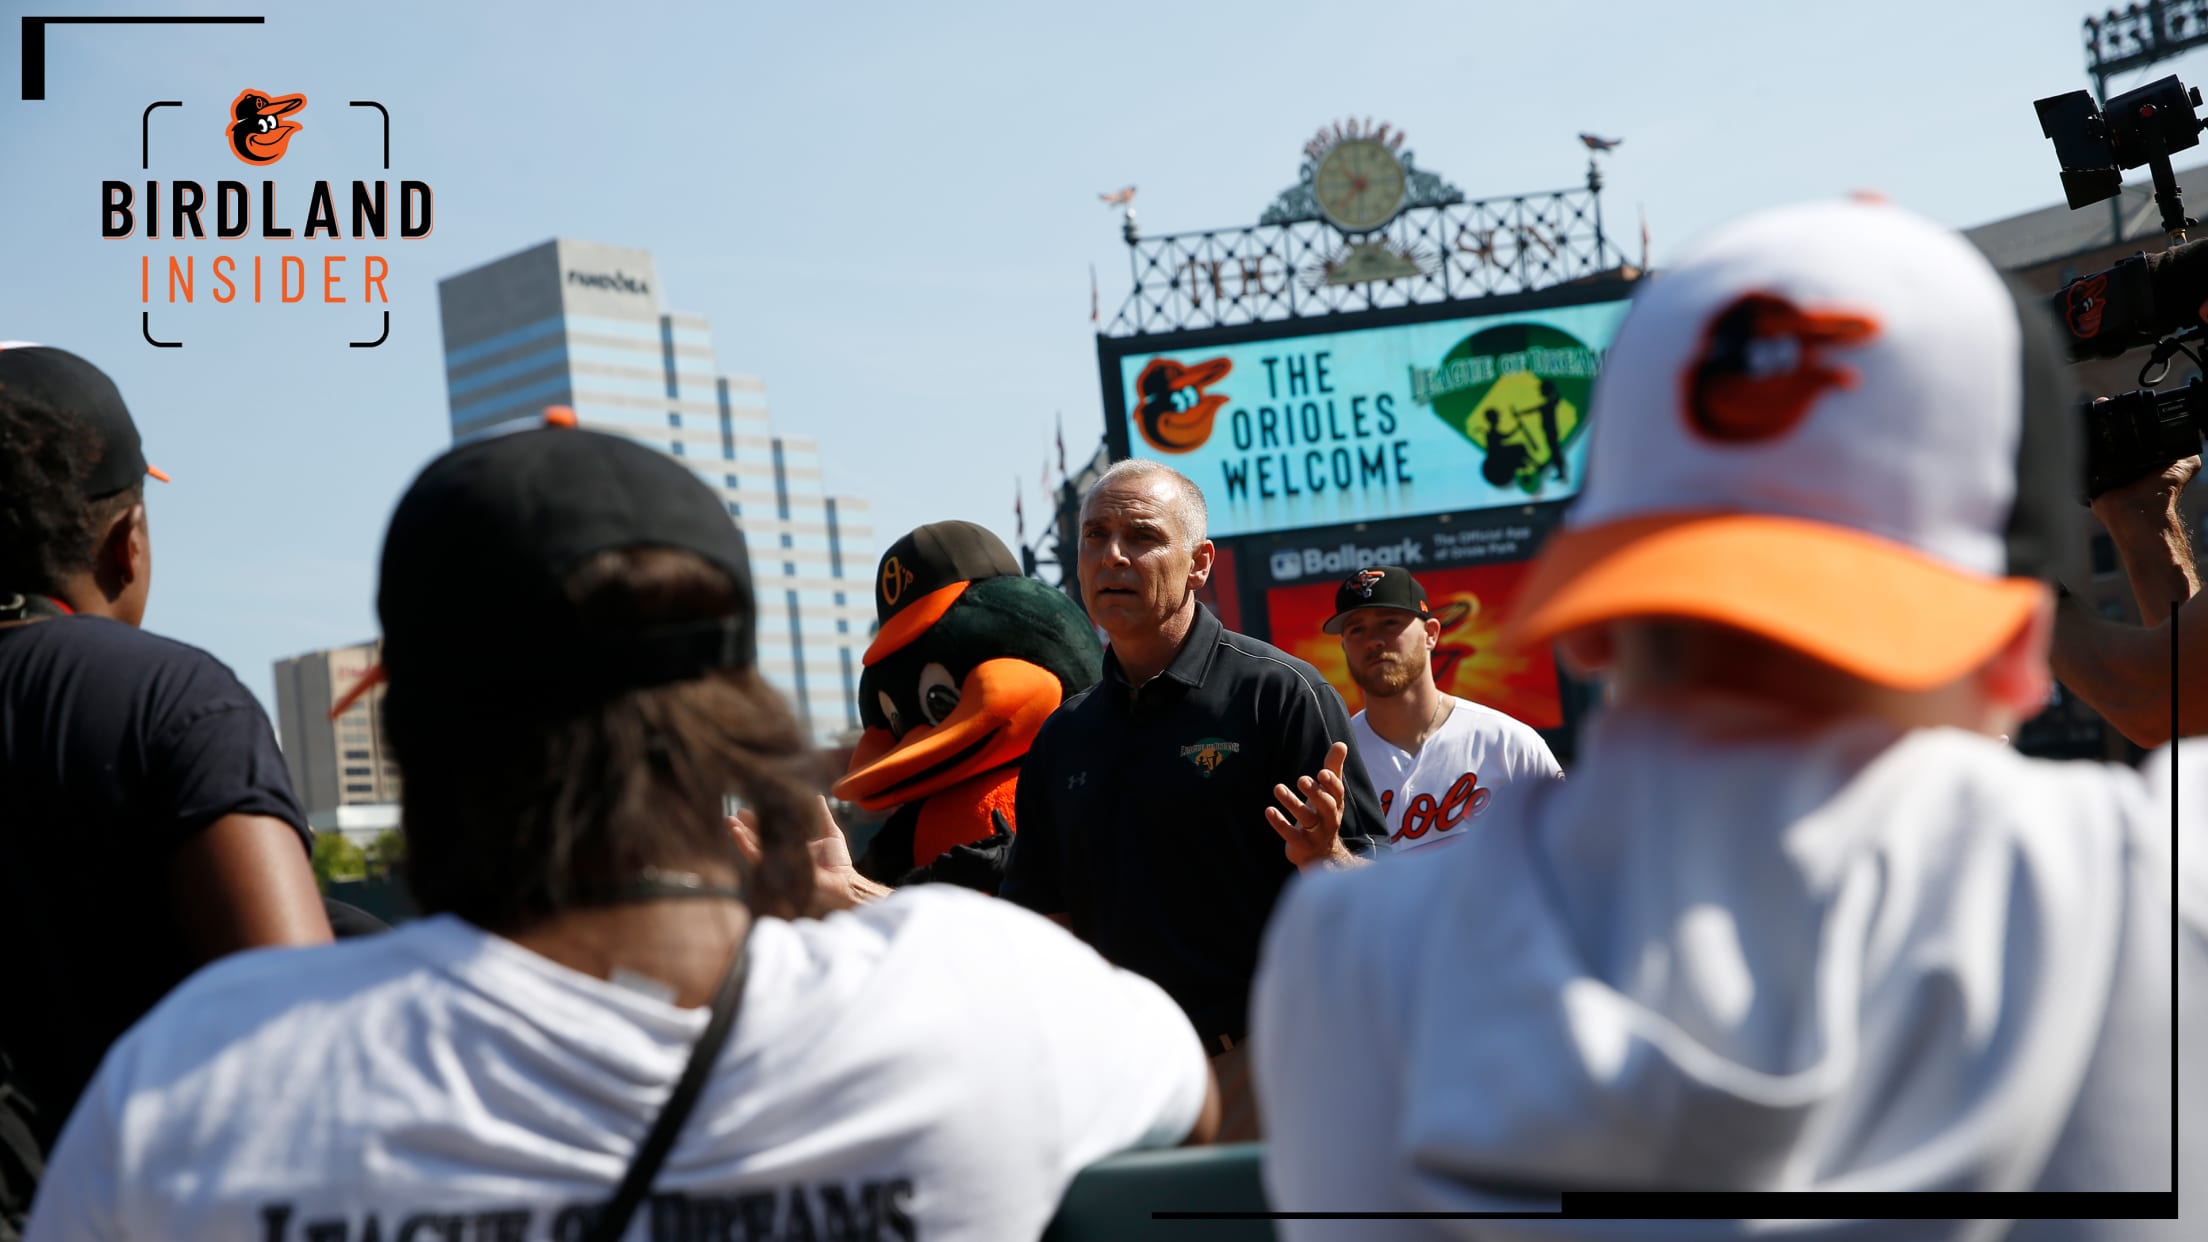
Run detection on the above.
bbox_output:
[866,520,1020,666]
[370,425,757,710]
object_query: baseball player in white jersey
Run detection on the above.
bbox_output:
[1252,198,2201,1239]
[1324,565,1561,854]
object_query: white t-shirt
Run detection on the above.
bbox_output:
[27,886,1209,1242]
[1253,707,2201,1241]
[1350,697,1562,854]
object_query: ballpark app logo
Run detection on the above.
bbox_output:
[1268,537,1425,581]
[226,89,305,165]
[105,87,435,347]
[1133,356,1233,453]
[1684,293,1877,443]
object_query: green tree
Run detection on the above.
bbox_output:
[311,832,366,890]
[364,829,407,878]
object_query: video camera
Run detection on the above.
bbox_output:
[2035,75,2208,498]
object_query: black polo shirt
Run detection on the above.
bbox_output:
[1001,603,1384,1043]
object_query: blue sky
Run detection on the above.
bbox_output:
[0,0,2194,714]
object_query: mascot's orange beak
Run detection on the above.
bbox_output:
[832,658,1063,812]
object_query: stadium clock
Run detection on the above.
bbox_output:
[1312,139,1407,233]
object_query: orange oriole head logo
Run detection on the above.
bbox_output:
[2062,274,2109,342]
[228,89,306,166]
[1683,293,1878,443]
[1133,356,1232,453]
[1345,568,1387,598]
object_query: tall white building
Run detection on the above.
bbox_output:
[436,239,874,742]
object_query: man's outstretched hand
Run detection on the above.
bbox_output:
[1266,741,1367,872]
[732,796,892,917]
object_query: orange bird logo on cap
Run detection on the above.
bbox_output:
[1133,356,1233,453]
[227,89,306,165]
[1683,293,1878,443]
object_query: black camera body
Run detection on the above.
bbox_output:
[2037,76,2205,215]
[2086,379,2208,499]
[2037,75,2208,499]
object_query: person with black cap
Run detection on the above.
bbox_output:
[0,344,332,1234]
[1251,201,2200,1234]
[1324,564,1561,855]
[26,424,1216,1241]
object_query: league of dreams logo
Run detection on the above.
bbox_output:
[1412,323,1602,496]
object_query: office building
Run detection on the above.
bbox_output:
[271,639,403,817]
[436,239,875,743]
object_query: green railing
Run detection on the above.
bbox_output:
[1042,1143,1273,1242]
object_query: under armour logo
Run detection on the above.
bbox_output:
[1067,772,1087,790]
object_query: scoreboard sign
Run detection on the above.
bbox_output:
[1100,291,1632,539]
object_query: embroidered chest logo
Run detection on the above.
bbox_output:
[1179,737,1242,776]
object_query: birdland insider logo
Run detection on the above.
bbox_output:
[1414,323,1602,496]
[106,88,435,346]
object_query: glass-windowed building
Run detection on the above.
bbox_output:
[436,239,874,743]
[271,639,401,816]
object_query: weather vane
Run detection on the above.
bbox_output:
[1578,133,1622,195]
[1100,185,1137,243]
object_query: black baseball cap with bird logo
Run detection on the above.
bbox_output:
[1323,565,1436,634]
[865,521,1022,665]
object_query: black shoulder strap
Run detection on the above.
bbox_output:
[0,594,69,623]
[582,934,751,1242]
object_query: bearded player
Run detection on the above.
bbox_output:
[1327,566,1561,854]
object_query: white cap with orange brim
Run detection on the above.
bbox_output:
[1502,200,2077,690]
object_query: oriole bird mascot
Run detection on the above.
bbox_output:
[833,521,1101,892]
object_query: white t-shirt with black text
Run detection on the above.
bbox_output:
[27,886,1209,1242]
[1350,698,1563,854]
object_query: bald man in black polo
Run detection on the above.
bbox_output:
[1002,460,1384,1141]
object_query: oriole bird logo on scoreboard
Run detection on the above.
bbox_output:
[1133,356,1233,453]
